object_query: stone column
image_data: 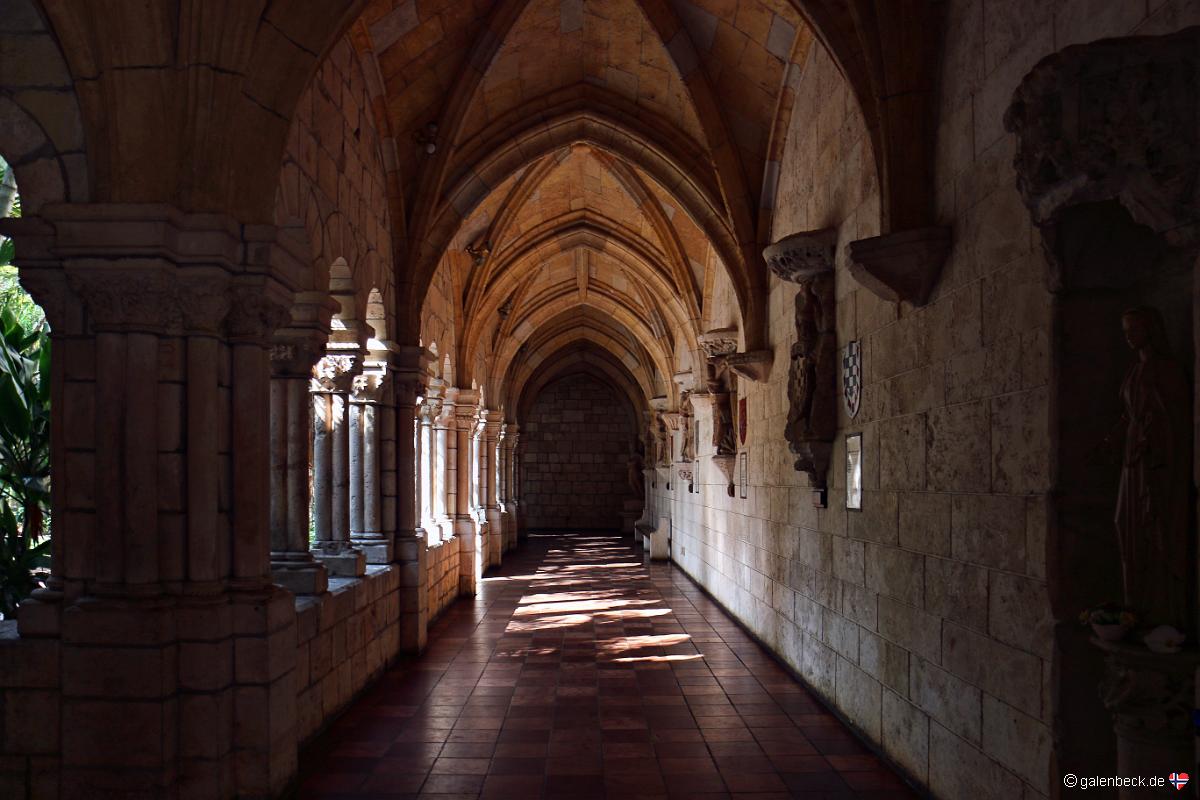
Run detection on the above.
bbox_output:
[498,423,519,553]
[311,353,366,576]
[5,206,300,798]
[389,347,429,653]
[417,387,442,540]
[483,414,504,568]
[471,409,491,573]
[349,348,391,563]
[434,390,457,542]
[269,328,329,594]
[454,390,479,593]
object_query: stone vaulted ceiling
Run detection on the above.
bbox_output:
[354,0,818,413]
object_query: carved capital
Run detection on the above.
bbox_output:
[763,228,837,282]
[311,354,359,393]
[697,327,739,359]
[179,276,232,336]
[847,227,951,307]
[227,283,292,343]
[67,268,181,333]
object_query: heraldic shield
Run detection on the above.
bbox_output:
[843,340,862,419]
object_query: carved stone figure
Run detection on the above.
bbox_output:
[785,274,837,486]
[627,446,646,500]
[651,413,669,467]
[1111,307,1192,630]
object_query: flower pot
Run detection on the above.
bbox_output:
[1091,622,1131,642]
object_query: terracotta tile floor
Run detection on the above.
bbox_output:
[297,533,920,799]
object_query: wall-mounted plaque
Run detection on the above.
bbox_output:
[739,452,748,499]
[846,433,862,510]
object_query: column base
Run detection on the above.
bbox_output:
[313,543,367,577]
[351,537,394,564]
[271,563,329,595]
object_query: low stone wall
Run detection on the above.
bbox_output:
[426,538,461,623]
[294,565,400,744]
[0,624,59,797]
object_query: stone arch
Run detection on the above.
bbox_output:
[0,0,89,212]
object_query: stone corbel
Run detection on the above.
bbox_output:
[725,350,773,382]
[847,227,951,307]
[711,454,736,497]
[763,227,837,281]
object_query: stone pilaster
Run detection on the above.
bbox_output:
[482,413,504,568]
[434,390,457,542]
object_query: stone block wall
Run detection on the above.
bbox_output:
[294,566,400,744]
[0,626,59,798]
[520,373,638,530]
[426,539,461,623]
[654,4,1200,798]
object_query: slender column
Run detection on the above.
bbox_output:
[391,347,429,653]
[349,351,391,563]
[483,414,503,568]
[418,394,440,539]
[269,335,328,594]
[454,390,479,592]
[471,410,490,573]
[312,354,366,577]
[434,391,456,541]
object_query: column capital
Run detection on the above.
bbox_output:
[312,353,360,393]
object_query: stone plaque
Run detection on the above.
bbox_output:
[846,433,862,510]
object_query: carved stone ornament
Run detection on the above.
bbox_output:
[763,228,837,282]
[312,354,359,393]
[1004,27,1200,275]
[697,327,739,359]
[846,226,951,307]
[712,454,736,497]
[787,273,837,488]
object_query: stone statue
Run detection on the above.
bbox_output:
[1111,306,1193,630]
[651,413,669,466]
[706,366,737,457]
[627,446,646,500]
[785,275,836,485]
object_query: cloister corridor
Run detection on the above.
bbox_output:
[298,533,915,799]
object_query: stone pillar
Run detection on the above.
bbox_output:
[390,347,429,653]
[434,390,456,542]
[483,414,503,568]
[349,347,391,563]
[454,390,479,593]
[311,354,366,577]
[5,206,300,798]
[504,425,520,547]
[471,410,491,573]
[269,328,329,594]
[417,387,441,540]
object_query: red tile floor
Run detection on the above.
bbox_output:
[297,533,920,799]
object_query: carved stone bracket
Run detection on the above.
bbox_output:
[712,454,736,497]
[725,350,773,382]
[847,227,951,307]
[763,228,837,281]
[1004,27,1200,281]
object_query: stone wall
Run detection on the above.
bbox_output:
[294,567,400,744]
[521,373,638,530]
[426,539,461,623]
[654,4,1200,799]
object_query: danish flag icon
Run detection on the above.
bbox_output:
[1169,772,1190,790]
